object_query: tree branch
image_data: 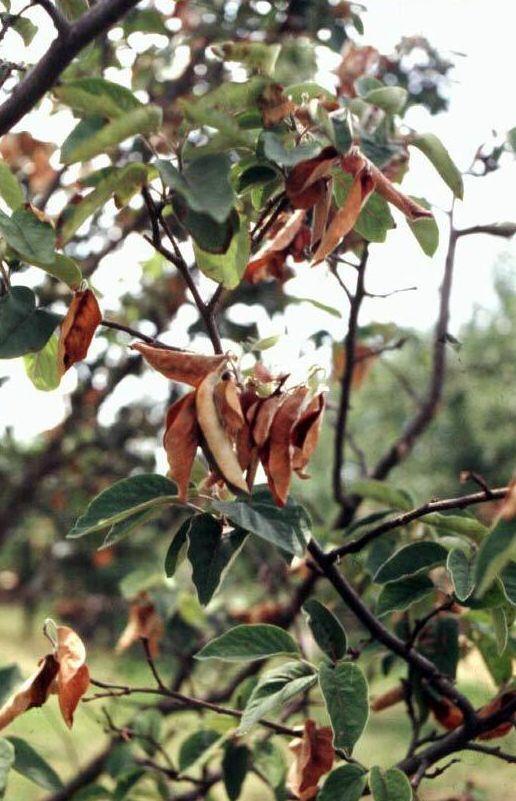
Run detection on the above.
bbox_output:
[0,0,140,136]
[33,0,70,34]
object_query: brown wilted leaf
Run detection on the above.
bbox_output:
[341,148,433,221]
[163,392,200,501]
[0,132,57,194]
[58,288,102,375]
[252,394,285,448]
[132,342,227,387]
[245,210,307,284]
[264,386,309,506]
[54,625,90,728]
[288,719,335,801]
[259,83,297,127]
[196,370,249,495]
[332,342,379,388]
[312,165,374,264]
[286,147,339,209]
[291,393,325,475]
[0,654,59,732]
[311,179,333,249]
[335,42,380,98]
[214,376,245,440]
[429,692,515,740]
[116,592,164,660]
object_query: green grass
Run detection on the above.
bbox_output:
[0,605,514,800]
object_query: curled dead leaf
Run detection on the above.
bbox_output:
[116,593,164,660]
[214,376,245,440]
[263,386,309,506]
[291,393,326,475]
[58,288,102,375]
[286,147,339,209]
[288,719,335,801]
[245,210,307,284]
[163,391,200,501]
[0,654,59,732]
[132,342,228,387]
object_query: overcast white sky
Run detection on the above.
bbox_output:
[1,0,515,440]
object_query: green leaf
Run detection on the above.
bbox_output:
[447,548,475,601]
[56,0,88,20]
[193,215,250,289]
[55,78,142,119]
[37,254,82,289]
[61,106,162,164]
[7,738,62,791]
[285,82,336,104]
[369,766,412,801]
[101,507,164,549]
[187,514,248,605]
[23,334,60,391]
[350,479,413,511]
[212,487,311,556]
[180,77,270,115]
[222,742,249,800]
[318,661,369,753]
[253,740,286,790]
[476,633,512,686]
[501,561,516,605]
[61,116,105,164]
[214,41,280,76]
[462,577,506,610]
[262,131,322,167]
[374,542,448,584]
[59,163,151,243]
[376,575,434,617]
[195,624,299,663]
[123,8,168,35]
[113,769,144,801]
[318,764,368,801]
[11,15,37,45]
[174,202,238,254]
[303,599,347,661]
[68,474,180,538]
[491,607,508,655]
[0,208,55,265]
[0,161,23,210]
[238,662,317,734]
[475,515,516,596]
[0,665,22,706]
[164,518,191,577]
[236,163,279,194]
[0,739,14,799]
[178,730,221,772]
[364,86,408,114]
[158,155,235,224]
[0,287,60,359]
[411,134,464,199]
[407,197,439,256]
[424,512,488,537]
[285,295,342,318]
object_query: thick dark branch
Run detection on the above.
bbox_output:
[0,0,140,136]
[330,485,508,560]
[307,539,477,726]
[333,247,368,506]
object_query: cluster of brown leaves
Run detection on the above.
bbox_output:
[335,41,380,97]
[0,624,89,731]
[247,144,431,282]
[428,691,515,741]
[288,719,335,800]
[0,132,57,194]
[116,592,164,659]
[133,345,325,506]
[58,288,102,376]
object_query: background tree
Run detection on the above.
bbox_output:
[0,2,514,800]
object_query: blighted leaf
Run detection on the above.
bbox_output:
[0,738,14,799]
[303,600,347,661]
[369,766,412,801]
[196,369,249,495]
[238,662,317,734]
[411,133,464,199]
[194,215,250,289]
[333,172,395,244]
[54,78,142,119]
[318,662,369,753]
[0,207,55,265]
[318,764,367,801]
[61,106,162,164]
[58,288,101,375]
[447,548,475,601]
[187,514,248,605]
[374,542,448,584]
[213,486,311,556]
[222,742,249,801]
[376,575,434,617]
[0,655,58,732]
[245,209,307,283]
[133,343,227,387]
[116,593,164,659]
[287,719,334,801]
[195,624,299,662]
[53,625,90,728]
[24,334,60,392]
[157,155,235,224]
[291,394,326,476]
[0,287,60,359]
[69,474,179,538]
[264,386,309,505]
[163,392,200,501]
[0,161,23,210]
[8,737,62,791]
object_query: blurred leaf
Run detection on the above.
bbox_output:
[55,77,142,118]
[195,624,299,662]
[253,740,286,790]
[23,334,60,391]
[475,516,516,596]
[501,561,516,605]
[0,666,22,706]
[476,633,513,686]
[425,512,488,537]
[61,106,162,164]
[11,16,37,45]
[0,287,60,359]
[222,742,250,800]
[411,133,464,199]
[0,739,14,800]
[491,607,508,654]
[158,155,235,224]
[7,738,62,791]
[350,479,413,511]
[262,131,322,167]
[0,161,23,210]
[363,86,408,114]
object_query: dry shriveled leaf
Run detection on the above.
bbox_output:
[332,342,379,388]
[54,625,90,728]
[288,719,335,801]
[264,386,309,506]
[291,393,326,475]
[252,393,285,448]
[286,147,338,209]
[0,655,59,732]
[58,288,102,375]
[245,210,308,283]
[116,593,164,659]
[163,391,200,501]
[214,377,245,439]
[335,42,380,97]
[132,342,227,387]
[311,178,333,249]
